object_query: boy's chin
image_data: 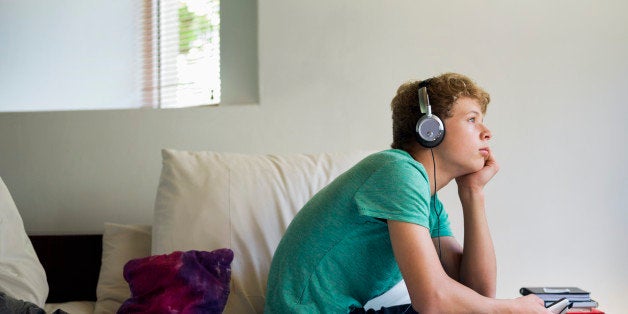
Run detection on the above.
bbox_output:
[468,162,485,173]
[456,160,485,177]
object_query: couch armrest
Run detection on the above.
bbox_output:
[29,234,102,303]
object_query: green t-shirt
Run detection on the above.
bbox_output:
[264,149,453,313]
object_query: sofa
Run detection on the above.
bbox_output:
[1,149,411,313]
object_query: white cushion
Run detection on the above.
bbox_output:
[363,280,411,310]
[44,301,95,314]
[0,176,48,307]
[152,149,371,313]
[94,223,151,314]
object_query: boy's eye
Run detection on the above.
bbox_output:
[468,117,476,122]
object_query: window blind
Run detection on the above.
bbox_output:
[142,0,221,108]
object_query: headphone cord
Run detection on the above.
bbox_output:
[430,148,442,262]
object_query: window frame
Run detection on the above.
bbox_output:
[142,0,258,109]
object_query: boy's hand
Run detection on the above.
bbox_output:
[509,295,553,313]
[455,148,499,194]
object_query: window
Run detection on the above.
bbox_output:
[144,0,221,108]
[0,0,256,112]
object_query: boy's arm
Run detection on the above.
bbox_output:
[454,147,500,296]
[431,192,496,297]
[388,221,548,313]
[458,190,496,297]
[389,220,487,312]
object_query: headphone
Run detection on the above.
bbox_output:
[415,80,445,148]
[415,79,445,261]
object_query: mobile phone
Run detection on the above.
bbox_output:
[546,297,571,314]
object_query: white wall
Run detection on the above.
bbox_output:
[0,1,626,312]
[0,0,141,111]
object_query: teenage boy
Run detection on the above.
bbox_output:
[265,73,549,313]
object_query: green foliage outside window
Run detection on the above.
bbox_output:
[178,3,214,55]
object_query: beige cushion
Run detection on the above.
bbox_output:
[0,176,48,307]
[44,301,95,314]
[94,223,151,314]
[152,149,371,313]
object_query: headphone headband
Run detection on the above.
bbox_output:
[417,79,431,89]
[417,79,432,114]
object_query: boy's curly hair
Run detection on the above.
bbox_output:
[391,72,490,151]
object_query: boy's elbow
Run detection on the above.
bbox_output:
[409,283,495,312]
[460,274,496,298]
[410,289,449,314]
[480,288,496,298]
[473,283,496,298]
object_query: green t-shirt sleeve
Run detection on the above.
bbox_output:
[354,160,431,227]
[354,159,453,238]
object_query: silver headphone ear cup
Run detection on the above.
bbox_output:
[415,115,445,148]
[415,79,445,148]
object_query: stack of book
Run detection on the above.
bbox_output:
[519,287,603,313]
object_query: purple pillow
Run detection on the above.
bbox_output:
[118,249,234,314]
